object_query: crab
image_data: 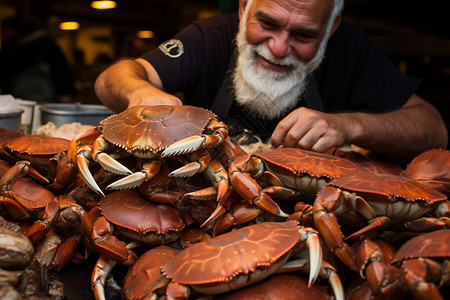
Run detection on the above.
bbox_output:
[403,149,450,197]
[150,221,344,300]
[0,159,56,221]
[70,105,230,201]
[3,134,75,189]
[313,171,450,271]
[389,229,450,299]
[214,148,360,230]
[90,189,187,266]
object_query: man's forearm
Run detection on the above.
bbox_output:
[94,59,181,113]
[349,97,448,159]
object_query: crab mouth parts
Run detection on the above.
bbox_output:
[131,149,162,159]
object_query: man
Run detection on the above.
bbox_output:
[95,0,448,159]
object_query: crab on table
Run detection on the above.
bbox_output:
[89,189,187,266]
[149,221,343,300]
[69,105,230,202]
[313,171,449,271]
[390,229,450,300]
[215,148,360,230]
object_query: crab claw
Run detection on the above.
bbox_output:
[169,161,202,177]
[321,261,344,300]
[77,155,105,197]
[161,136,205,157]
[106,172,146,190]
[303,227,322,286]
[96,152,132,175]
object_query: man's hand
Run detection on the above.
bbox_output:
[271,107,355,152]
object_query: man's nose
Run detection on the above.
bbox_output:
[268,31,292,57]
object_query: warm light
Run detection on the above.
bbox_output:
[91,1,116,10]
[59,22,79,30]
[137,30,154,39]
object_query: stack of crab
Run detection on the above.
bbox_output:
[0,106,449,300]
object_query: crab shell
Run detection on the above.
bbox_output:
[391,229,450,265]
[4,135,70,179]
[161,220,308,294]
[4,135,70,158]
[403,149,450,196]
[329,172,447,208]
[100,105,217,157]
[99,189,186,244]
[255,148,360,179]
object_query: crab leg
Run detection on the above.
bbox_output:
[161,119,228,157]
[313,186,358,270]
[229,155,288,217]
[92,241,140,300]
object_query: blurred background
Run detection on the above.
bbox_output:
[0,0,449,132]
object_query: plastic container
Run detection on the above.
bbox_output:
[0,109,24,131]
[39,103,113,127]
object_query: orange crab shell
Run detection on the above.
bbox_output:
[328,172,447,203]
[162,221,302,285]
[100,105,217,152]
[391,229,450,265]
[4,135,70,156]
[255,148,360,179]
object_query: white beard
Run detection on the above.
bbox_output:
[232,5,330,120]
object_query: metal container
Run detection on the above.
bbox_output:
[0,109,24,131]
[39,103,113,127]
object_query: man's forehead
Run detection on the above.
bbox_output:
[251,0,333,29]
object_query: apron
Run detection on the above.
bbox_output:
[211,55,325,144]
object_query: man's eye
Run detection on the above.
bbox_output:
[260,19,277,29]
[293,32,315,42]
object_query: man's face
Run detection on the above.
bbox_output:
[233,0,336,120]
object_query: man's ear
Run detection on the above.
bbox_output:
[238,0,249,19]
[328,14,342,39]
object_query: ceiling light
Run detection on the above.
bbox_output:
[59,22,79,30]
[91,1,116,10]
[137,31,154,39]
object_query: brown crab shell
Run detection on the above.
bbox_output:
[4,135,70,156]
[100,105,216,152]
[255,148,360,180]
[162,221,302,285]
[328,172,447,203]
[391,229,450,265]
[99,189,185,236]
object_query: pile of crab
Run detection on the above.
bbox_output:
[0,105,449,300]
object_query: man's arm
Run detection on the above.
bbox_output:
[94,58,182,113]
[271,94,448,159]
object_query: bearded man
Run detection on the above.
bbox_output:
[95,0,448,159]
